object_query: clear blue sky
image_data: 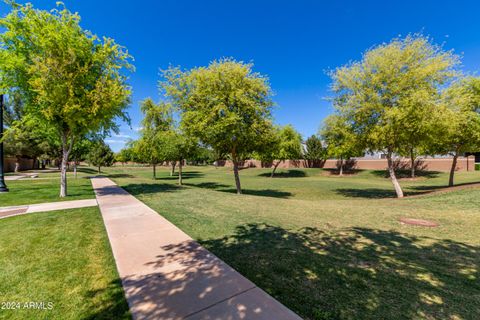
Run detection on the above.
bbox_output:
[1,1,480,151]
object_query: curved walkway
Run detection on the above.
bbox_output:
[91,177,301,320]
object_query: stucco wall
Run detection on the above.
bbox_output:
[217,157,476,172]
[3,157,38,173]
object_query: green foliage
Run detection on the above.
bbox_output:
[0,2,132,196]
[87,140,115,172]
[331,34,458,153]
[256,125,303,176]
[321,114,361,160]
[330,34,459,196]
[303,135,326,167]
[476,164,480,171]
[437,77,480,155]
[115,147,133,164]
[134,99,173,166]
[162,58,275,192]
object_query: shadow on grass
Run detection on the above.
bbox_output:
[119,183,182,196]
[77,167,101,174]
[196,224,480,320]
[335,188,399,199]
[185,182,292,199]
[323,168,362,176]
[107,173,135,179]
[157,171,205,181]
[410,181,480,191]
[371,169,441,179]
[258,169,307,178]
[83,278,130,320]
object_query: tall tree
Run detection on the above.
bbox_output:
[87,140,115,173]
[136,99,173,179]
[438,77,480,186]
[330,35,459,197]
[161,130,198,185]
[0,3,132,197]
[257,125,303,177]
[162,58,274,194]
[321,114,361,176]
[304,135,325,168]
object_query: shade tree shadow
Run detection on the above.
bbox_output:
[185,182,292,199]
[334,188,399,199]
[82,278,131,320]
[157,171,205,181]
[258,169,307,178]
[120,183,182,196]
[197,224,480,320]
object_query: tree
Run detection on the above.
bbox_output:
[161,130,198,185]
[87,140,115,173]
[115,147,133,166]
[2,93,45,171]
[136,99,173,179]
[69,137,94,178]
[257,125,303,177]
[330,34,459,197]
[303,135,325,168]
[0,3,132,197]
[321,114,361,176]
[438,77,480,186]
[162,58,274,194]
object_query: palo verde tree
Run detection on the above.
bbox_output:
[161,130,198,185]
[438,77,480,186]
[257,125,303,177]
[87,140,115,173]
[0,2,132,197]
[136,99,173,179]
[321,114,361,176]
[162,58,274,194]
[330,34,459,197]
[304,134,325,168]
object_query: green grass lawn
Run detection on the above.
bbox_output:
[0,207,130,320]
[105,165,480,320]
[0,168,96,207]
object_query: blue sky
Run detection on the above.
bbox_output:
[1,1,480,151]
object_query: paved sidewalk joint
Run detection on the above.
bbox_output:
[91,177,301,320]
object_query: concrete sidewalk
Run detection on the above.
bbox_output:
[0,199,98,219]
[91,177,302,320]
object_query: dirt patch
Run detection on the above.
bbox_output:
[399,218,439,227]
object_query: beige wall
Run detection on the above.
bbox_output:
[217,157,476,172]
[3,157,37,173]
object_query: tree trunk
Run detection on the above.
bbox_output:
[98,166,101,174]
[387,152,404,198]
[410,148,415,178]
[339,157,344,176]
[14,156,20,173]
[271,160,281,177]
[153,163,156,179]
[74,160,77,179]
[60,134,74,198]
[178,160,183,185]
[449,152,458,187]
[170,161,176,176]
[232,159,242,194]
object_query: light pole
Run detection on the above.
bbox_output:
[0,94,9,192]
